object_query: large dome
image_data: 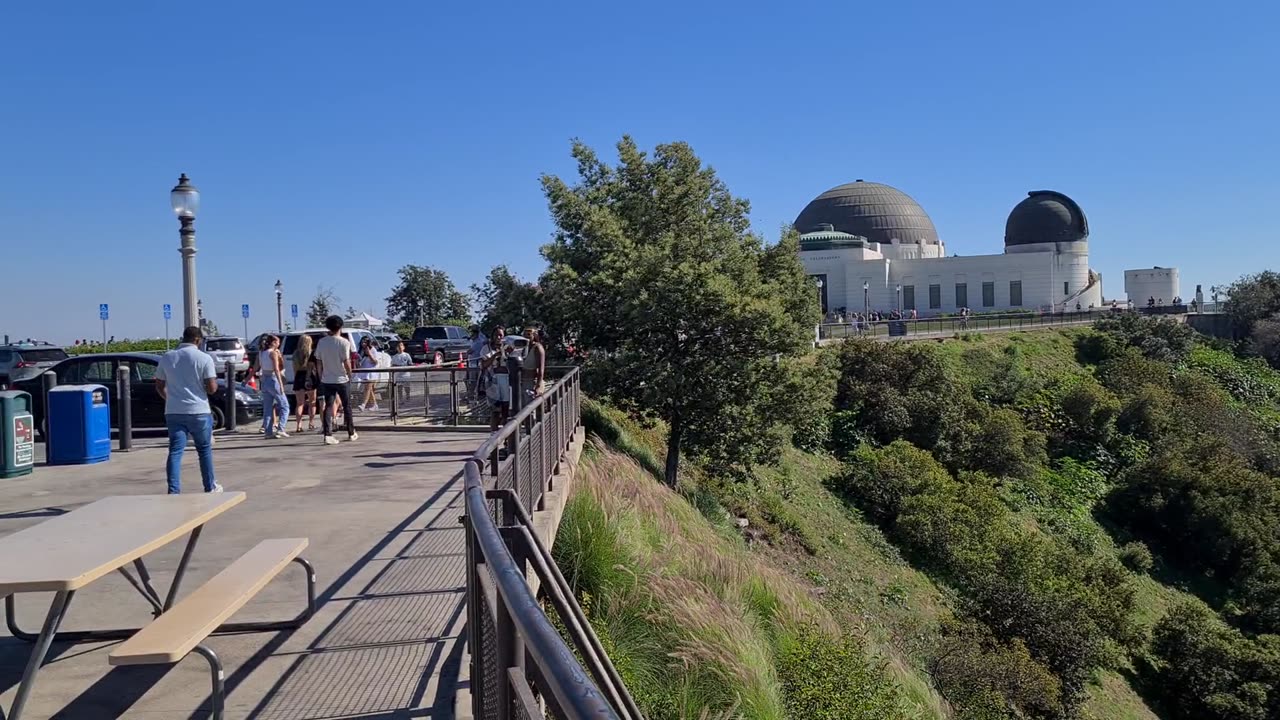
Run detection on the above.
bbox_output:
[794,180,940,246]
[1005,190,1088,246]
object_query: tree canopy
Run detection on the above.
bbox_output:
[539,136,819,485]
[470,264,542,336]
[384,264,470,334]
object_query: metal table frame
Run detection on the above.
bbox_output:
[3,524,318,720]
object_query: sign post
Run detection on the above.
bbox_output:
[242,304,250,342]
[291,303,298,329]
[163,304,172,350]
[99,303,109,350]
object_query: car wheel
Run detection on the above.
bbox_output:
[433,352,443,366]
[211,405,226,430]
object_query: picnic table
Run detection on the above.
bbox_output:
[0,492,314,720]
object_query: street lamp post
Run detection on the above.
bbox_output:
[170,174,201,329]
[863,281,869,317]
[896,284,902,314]
[274,279,284,333]
[815,277,824,315]
[197,299,204,330]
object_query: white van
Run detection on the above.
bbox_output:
[281,328,374,384]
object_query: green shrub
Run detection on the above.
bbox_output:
[1092,313,1198,363]
[1118,541,1154,574]
[776,625,910,720]
[839,441,951,524]
[928,618,1064,720]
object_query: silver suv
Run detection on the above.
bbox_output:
[201,336,249,373]
[0,343,69,387]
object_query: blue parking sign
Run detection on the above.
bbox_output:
[99,303,109,321]
[241,304,250,319]
[290,303,298,319]
[163,303,172,320]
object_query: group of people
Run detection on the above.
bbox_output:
[253,315,361,445]
[157,319,549,494]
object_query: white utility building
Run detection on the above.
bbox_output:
[796,181,1104,315]
[1124,267,1180,307]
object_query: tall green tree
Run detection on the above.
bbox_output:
[470,265,542,335]
[1225,270,1280,338]
[306,286,340,328]
[540,137,819,485]
[384,265,470,331]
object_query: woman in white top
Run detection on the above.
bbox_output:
[257,334,290,439]
[356,337,381,412]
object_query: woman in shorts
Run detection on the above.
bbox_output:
[292,334,318,432]
[483,327,510,430]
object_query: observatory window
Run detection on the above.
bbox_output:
[1010,281,1023,307]
[903,285,916,311]
[929,284,941,309]
[955,283,968,308]
[982,282,995,307]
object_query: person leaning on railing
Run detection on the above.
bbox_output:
[522,327,546,401]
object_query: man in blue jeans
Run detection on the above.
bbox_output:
[155,326,222,494]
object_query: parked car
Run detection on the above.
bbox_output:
[404,325,470,364]
[373,332,401,350]
[280,328,374,384]
[201,336,249,375]
[0,342,69,387]
[13,352,261,437]
[245,334,262,371]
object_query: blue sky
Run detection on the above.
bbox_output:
[2,1,1277,342]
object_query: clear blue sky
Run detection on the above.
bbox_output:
[3,1,1277,342]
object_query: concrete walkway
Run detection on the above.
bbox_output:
[0,427,485,718]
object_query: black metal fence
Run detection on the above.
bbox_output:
[818,308,1116,341]
[463,368,641,719]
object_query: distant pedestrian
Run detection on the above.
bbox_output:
[390,341,413,403]
[257,334,290,438]
[316,315,357,445]
[355,337,381,412]
[483,328,511,430]
[467,325,488,399]
[521,327,546,404]
[292,334,318,433]
[155,326,221,494]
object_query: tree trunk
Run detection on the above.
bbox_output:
[664,415,682,487]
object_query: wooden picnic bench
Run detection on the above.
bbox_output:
[110,538,311,719]
[0,494,316,720]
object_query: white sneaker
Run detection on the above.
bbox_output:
[348,432,359,442]
[208,484,224,493]
[324,435,340,446]
[276,430,290,438]
[369,404,380,411]
[257,426,265,433]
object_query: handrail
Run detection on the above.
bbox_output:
[463,367,638,719]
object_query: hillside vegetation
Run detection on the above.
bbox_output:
[559,316,1280,720]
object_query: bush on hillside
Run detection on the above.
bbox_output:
[1091,313,1198,363]
[1150,600,1280,720]
[928,619,1064,720]
[776,625,911,720]
[1118,541,1154,574]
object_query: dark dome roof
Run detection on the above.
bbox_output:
[794,180,940,245]
[1005,190,1088,246]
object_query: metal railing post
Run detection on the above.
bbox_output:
[116,365,132,452]
[42,371,56,463]
[224,362,237,433]
[449,370,460,426]
[389,374,398,425]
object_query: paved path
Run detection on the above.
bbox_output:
[0,427,484,718]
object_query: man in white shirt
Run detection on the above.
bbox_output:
[314,315,358,445]
[155,325,222,493]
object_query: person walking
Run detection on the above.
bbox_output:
[154,326,221,494]
[521,327,546,404]
[258,334,290,438]
[390,340,413,404]
[355,337,380,412]
[292,334,318,433]
[466,325,488,399]
[482,327,511,430]
[316,315,357,445]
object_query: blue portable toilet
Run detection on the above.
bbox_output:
[48,385,111,465]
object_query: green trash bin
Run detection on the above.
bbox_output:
[1,390,36,478]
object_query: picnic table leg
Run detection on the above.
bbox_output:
[7,590,74,720]
[190,644,226,720]
[115,565,164,616]
[164,526,204,611]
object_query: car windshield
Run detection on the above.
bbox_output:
[17,348,68,362]
[414,327,449,340]
[205,339,242,351]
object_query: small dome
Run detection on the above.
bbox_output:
[794,180,940,245]
[1005,190,1088,246]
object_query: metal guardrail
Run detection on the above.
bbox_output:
[463,367,641,720]
[818,308,1119,341]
